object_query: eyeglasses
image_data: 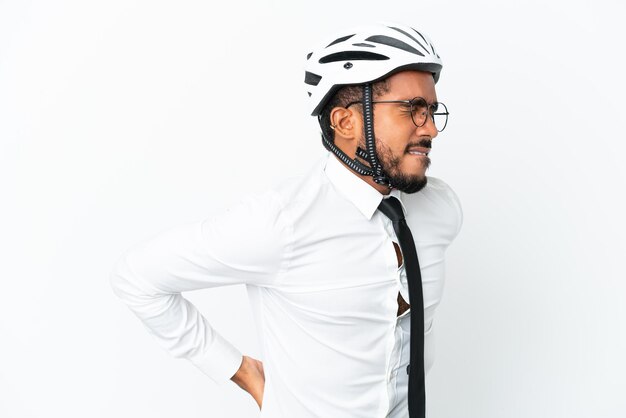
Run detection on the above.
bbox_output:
[346,97,449,132]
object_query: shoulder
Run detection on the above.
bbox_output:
[208,155,327,241]
[423,176,463,214]
[200,186,294,277]
[265,154,330,212]
[222,155,327,217]
[402,176,463,239]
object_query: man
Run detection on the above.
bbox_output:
[111,22,462,418]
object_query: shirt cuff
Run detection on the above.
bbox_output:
[188,332,243,385]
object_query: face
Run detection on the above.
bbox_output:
[358,70,439,194]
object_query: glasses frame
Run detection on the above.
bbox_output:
[345,97,449,132]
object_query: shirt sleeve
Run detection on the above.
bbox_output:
[419,176,464,241]
[109,190,290,384]
[447,184,463,239]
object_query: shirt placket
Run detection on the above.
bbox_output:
[380,215,411,417]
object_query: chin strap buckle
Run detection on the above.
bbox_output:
[373,175,392,188]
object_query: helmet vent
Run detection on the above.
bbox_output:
[318,51,389,64]
[365,35,424,57]
[306,52,313,60]
[304,71,322,86]
[411,28,429,46]
[326,34,355,48]
[388,26,429,54]
[352,43,376,48]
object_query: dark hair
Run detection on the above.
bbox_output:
[319,79,390,143]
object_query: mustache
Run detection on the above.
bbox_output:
[405,138,432,150]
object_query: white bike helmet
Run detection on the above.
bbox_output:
[304,22,443,186]
[305,23,442,116]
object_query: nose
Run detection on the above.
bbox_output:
[417,114,438,139]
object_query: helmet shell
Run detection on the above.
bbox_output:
[304,22,443,116]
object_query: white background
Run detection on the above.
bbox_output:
[1,1,625,417]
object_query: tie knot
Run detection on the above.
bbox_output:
[377,196,405,222]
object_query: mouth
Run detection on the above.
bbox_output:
[406,146,431,157]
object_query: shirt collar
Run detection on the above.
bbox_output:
[323,153,407,220]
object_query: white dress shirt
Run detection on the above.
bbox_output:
[110,152,463,417]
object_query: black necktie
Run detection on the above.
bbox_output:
[377,196,426,418]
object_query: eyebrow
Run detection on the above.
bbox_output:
[395,97,439,104]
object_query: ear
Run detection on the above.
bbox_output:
[330,106,360,141]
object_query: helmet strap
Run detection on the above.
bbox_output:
[319,120,374,176]
[362,84,391,187]
[316,83,393,188]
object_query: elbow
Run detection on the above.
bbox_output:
[109,253,130,299]
[109,252,142,302]
[109,250,166,310]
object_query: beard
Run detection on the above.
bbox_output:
[358,136,431,194]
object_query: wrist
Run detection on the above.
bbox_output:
[230,356,250,388]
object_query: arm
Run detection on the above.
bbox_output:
[110,191,289,391]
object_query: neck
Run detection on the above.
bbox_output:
[331,153,393,195]
[351,151,393,195]
[358,172,393,195]
[331,138,393,195]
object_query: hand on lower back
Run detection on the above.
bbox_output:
[231,355,265,409]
